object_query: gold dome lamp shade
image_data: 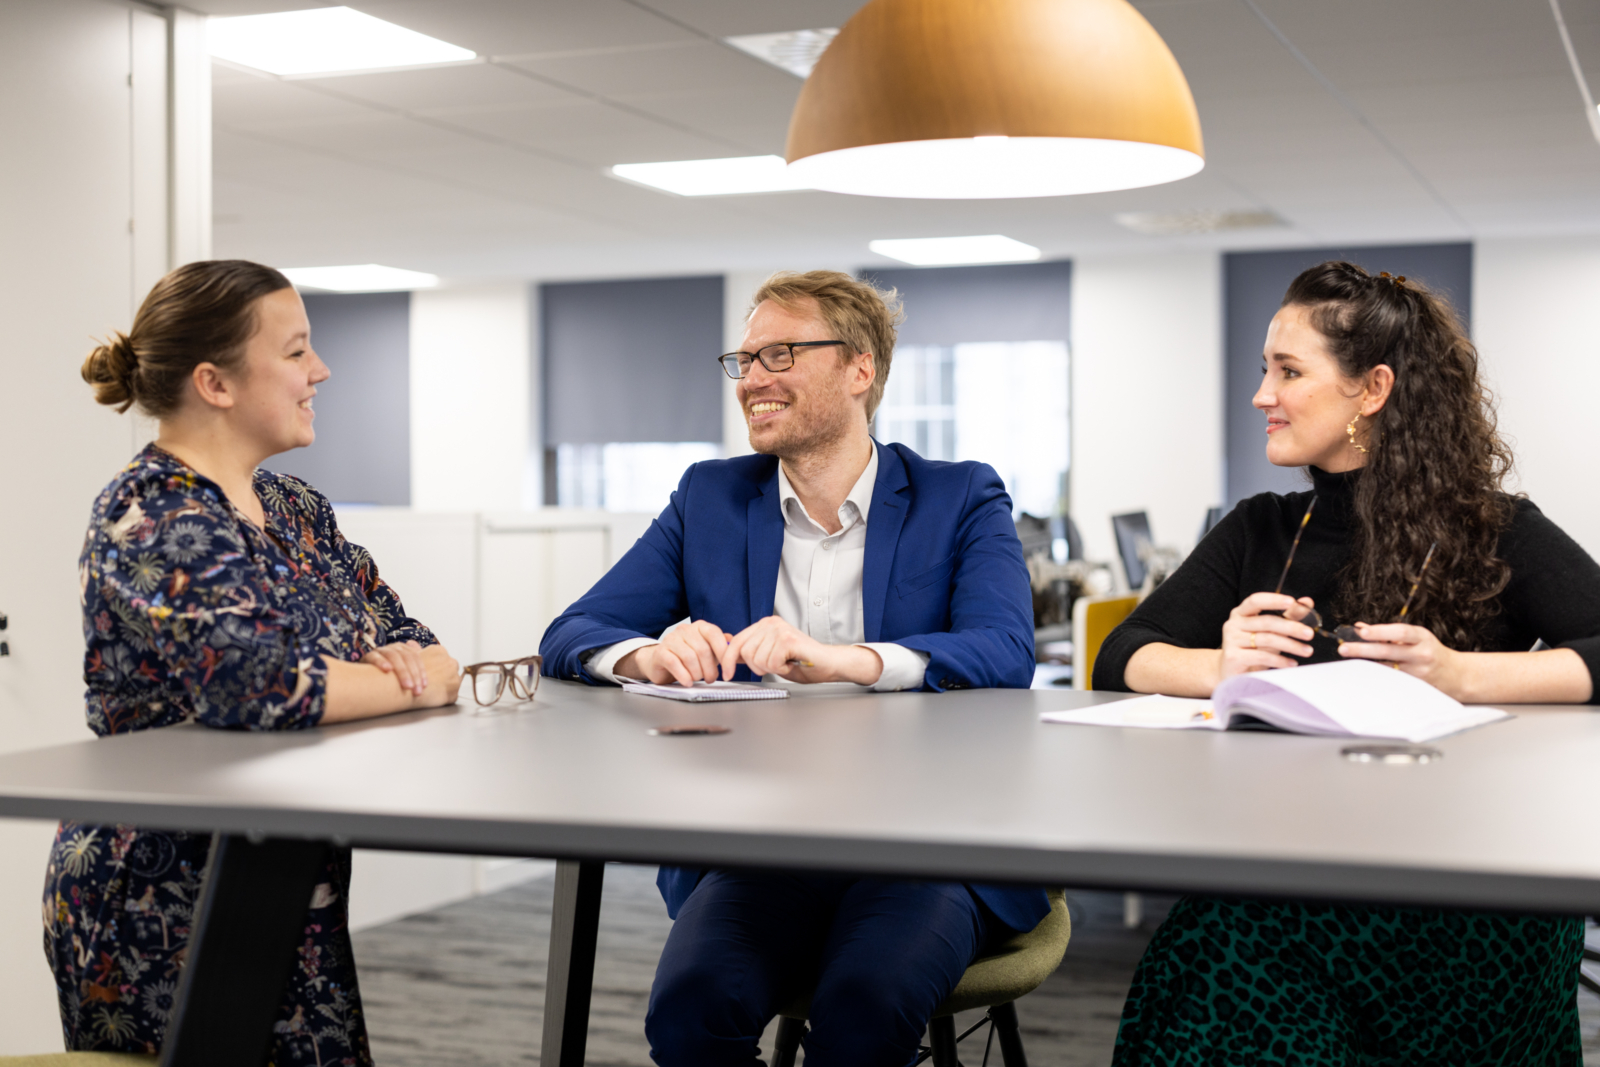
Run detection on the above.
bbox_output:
[785,0,1205,199]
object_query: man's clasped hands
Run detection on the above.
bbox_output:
[614,616,886,688]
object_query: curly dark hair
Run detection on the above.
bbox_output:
[1282,261,1516,651]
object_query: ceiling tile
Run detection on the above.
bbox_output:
[299,62,576,111]
[352,0,701,56]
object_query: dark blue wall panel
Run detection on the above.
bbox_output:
[542,275,723,446]
[265,291,411,506]
[862,260,1072,345]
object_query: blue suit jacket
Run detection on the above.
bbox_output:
[540,441,1050,932]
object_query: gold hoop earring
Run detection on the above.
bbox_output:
[1347,413,1369,454]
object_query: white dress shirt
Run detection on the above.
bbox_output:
[586,447,930,691]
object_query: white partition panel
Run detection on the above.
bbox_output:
[331,508,651,928]
[334,509,479,661]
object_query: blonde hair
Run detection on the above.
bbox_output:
[748,271,902,419]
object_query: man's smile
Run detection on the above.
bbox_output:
[749,401,789,418]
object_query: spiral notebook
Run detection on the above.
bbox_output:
[1041,660,1509,742]
[621,680,789,702]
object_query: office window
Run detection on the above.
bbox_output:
[541,276,724,511]
[555,441,719,512]
[865,260,1072,518]
[876,341,1069,516]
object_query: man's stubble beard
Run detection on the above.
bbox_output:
[747,377,860,462]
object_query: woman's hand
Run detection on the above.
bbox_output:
[618,620,731,687]
[415,643,462,707]
[362,640,429,695]
[719,616,882,686]
[322,642,460,723]
[1218,592,1318,680]
[1336,622,1463,697]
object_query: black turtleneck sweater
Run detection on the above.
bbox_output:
[1093,466,1600,702]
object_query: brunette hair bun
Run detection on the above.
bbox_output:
[81,332,140,412]
[80,260,293,419]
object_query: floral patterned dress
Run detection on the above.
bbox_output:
[45,444,436,1064]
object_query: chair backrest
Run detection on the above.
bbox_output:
[1072,595,1140,691]
[1111,511,1153,591]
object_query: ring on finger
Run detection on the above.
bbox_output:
[1249,632,1257,650]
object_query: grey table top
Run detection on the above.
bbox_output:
[1,682,1597,914]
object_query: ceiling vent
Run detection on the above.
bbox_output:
[1114,209,1286,236]
[724,29,839,79]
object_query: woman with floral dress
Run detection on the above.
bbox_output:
[48,260,462,1064]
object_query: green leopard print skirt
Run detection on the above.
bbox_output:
[1112,896,1585,1066]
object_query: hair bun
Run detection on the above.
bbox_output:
[81,332,139,412]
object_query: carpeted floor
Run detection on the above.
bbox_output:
[352,864,1600,1066]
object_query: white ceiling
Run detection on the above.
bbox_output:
[195,0,1600,283]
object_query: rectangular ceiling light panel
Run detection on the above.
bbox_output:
[283,265,440,293]
[208,7,475,77]
[869,235,1042,266]
[724,29,839,78]
[610,156,813,197]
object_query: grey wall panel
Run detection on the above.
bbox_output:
[862,260,1073,345]
[542,275,723,445]
[1223,243,1472,507]
[264,291,411,506]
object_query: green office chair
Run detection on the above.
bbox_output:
[0,1056,153,1065]
[770,889,1071,1067]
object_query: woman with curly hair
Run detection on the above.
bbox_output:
[1095,261,1599,1064]
[49,260,462,1063]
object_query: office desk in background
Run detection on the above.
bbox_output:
[0,682,1596,1066]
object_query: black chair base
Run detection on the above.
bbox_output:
[771,1001,1028,1067]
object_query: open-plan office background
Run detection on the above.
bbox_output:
[285,245,1473,543]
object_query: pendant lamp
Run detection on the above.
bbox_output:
[785,0,1204,199]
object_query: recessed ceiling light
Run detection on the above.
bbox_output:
[1113,209,1286,236]
[208,7,475,78]
[610,155,813,197]
[283,265,440,293]
[724,29,839,78]
[868,235,1042,267]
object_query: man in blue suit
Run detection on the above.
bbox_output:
[540,271,1047,1066]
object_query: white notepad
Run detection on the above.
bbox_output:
[621,680,789,702]
[1041,660,1510,742]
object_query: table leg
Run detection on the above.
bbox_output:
[541,859,606,1067]
[160,833,329,1067]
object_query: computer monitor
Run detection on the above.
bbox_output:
[1199,506,1224,541]
[1112,511,1153,591]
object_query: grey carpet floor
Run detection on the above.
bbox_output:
[352,865,1600,1066]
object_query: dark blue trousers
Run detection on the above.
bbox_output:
[644,870,1004,1067]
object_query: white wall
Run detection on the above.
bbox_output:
[1070,253,1224,569]
[0,1,204,1052]
[1474,238,1600,559]
[410,284,536,511]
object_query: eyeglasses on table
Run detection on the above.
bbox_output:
[462,655,542,708]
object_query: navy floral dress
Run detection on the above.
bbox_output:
[45,444,436,1064]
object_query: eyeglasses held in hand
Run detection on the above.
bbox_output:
[463,655,542,707]
[1275,496,1439,643]
[718,341,847,379]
